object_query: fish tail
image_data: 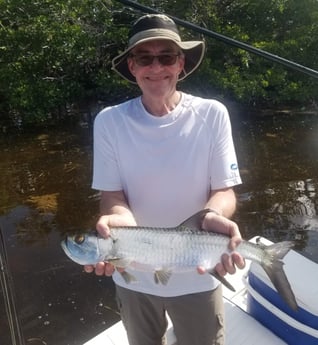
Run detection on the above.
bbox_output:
[260,241,298,311]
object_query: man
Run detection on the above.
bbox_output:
[85,14,245,345]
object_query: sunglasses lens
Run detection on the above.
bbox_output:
[133,54,179,66]
[135,55,154,66]
[158,54,178,65]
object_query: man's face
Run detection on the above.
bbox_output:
[127,40,185,97]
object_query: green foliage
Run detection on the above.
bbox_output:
[164,0,318,106]
[0,0,318,126]
[0,0,130,125]
[190,0,318,106]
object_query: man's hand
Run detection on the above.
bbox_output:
[197,211,245,276]
[84,213,136,276]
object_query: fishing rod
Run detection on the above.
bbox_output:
[113,0,318,80]
[0,225,25,345]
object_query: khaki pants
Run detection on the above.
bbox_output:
[116,285,225,345]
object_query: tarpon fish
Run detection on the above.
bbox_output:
[61,209,298,310]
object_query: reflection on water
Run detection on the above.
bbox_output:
[0,113,318,344]
[0,205,119,345]
[233,112,318,261]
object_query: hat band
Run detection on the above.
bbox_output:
[129,28,182,47]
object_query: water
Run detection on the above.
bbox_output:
[0,128,119,344]
[232,112,318,259]
[0,111,318,344]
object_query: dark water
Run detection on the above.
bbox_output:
[1,111,318,345]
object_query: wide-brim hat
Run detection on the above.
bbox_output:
[112,14,205,84]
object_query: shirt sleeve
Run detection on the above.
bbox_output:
[209,102,242,190]
[91,109,123,191]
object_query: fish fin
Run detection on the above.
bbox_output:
[154,269,172,285]
[178,209,211,230]
[107,258,137,284]
[120,271,137,284]
[208,269,236,292]
[261,241,298,311]
[107,258,131,269]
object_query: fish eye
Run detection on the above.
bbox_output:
[74,234,85,244]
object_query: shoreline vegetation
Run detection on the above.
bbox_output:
[1,0,317,130]
[1,99,317,136]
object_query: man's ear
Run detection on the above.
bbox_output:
[178,54,185,74]
[127,58,136,77]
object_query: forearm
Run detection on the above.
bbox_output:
[99,190,136,225]
[204,188,237,218]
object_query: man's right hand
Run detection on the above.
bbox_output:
[83,213,136,276]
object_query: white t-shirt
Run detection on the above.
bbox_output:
[92,92,242,296]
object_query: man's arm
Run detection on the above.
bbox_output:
[96,190,137,237]
[200,187,245,276]
[204,187,237,218]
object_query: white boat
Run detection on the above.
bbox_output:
[84,237,318,345]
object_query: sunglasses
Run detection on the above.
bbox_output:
[130,53,181,66]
